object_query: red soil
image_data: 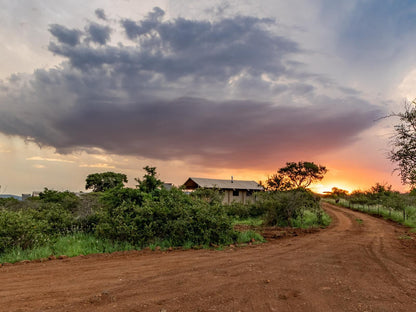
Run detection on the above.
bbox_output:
[1,203,415,311]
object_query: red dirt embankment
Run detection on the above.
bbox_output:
[1,203,416,311]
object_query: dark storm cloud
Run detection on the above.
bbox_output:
[95,8,107,21]
[51,97,380,168]
[49,24,82,46]
[85,22,111,45]
[121,7,165,39]
[48,10,297,85]
[0,7,381,168]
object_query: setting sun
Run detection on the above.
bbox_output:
[310,182,354,195]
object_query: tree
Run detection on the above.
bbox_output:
[367,182,393,206]
[135,166,163,193]
[388,98,416,187]
[267,161,327,191]
[85,172,128,192]
[330,187,349,199]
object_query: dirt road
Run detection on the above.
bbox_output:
[1,203,416,311]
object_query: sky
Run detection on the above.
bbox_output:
[0,0,415,195]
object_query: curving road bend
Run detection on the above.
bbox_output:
[0,203,416,311]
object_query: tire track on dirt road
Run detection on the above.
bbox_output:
[1,203,416,311]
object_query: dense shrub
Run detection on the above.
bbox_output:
[0,209,46,252]
[0,197,20,209]
[0,201,77,253]
[260,188,321,226]
[30,203,75,235]
[95,188,236,246]
[77,192,101,218]
[100,187,146,208]
[191,188,224,205]
[39,188,80,213]
[224,202,266,219]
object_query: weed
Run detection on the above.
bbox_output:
[236,231,265,244]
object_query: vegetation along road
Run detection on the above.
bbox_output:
[1,202,415,311]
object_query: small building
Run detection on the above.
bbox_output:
[183,177,264,205]
[163,183,174,190]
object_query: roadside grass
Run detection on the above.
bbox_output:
[355,218,363,225]
[0,229,266,264]
[237,230,265,244]
[324,198,416,229]
[291,210,332,229]
[233,210,331,229]
[0,233,138,264]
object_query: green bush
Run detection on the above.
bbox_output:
[95,188,236,246]
[0,197,20,209]
[100,187,146,209]
[260,188,321,227]
[225,202,266,219]
[30,203,76,235]
[39,188,80,213]
[0,209,46,253]
[0,202,77,253]
[191,187,224,206]
[77,192,101,218]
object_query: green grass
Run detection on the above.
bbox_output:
[290,210,332,228]
[236,230,265,244]
[148,239,171,251]
[0,229,267,264]
[0,233,138,264]
[355,218,363,225]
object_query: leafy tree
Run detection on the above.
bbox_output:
[331,187,349,198]
[369,182,392,196]
[85,172,127,192]
[388,98,416,187]
[366,182,393,206]
[135,166,163,193]
[267,161,327,191]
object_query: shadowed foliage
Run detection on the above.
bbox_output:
[267,161,327,191]
[85,172,128,192]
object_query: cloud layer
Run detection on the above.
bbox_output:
[0,7,382,169]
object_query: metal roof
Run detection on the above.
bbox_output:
[186,177,263,191]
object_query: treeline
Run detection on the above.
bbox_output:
[0,165,330,258]
[325,183,416,226]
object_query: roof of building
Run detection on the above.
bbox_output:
[184,177,263,191]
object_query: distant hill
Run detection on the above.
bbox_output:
[0,194,22,200]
